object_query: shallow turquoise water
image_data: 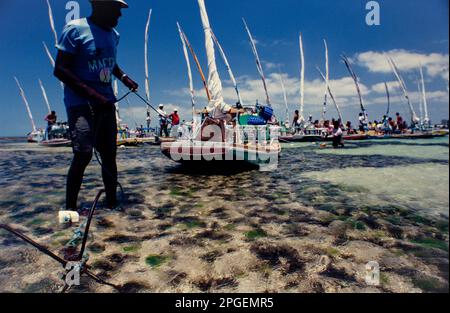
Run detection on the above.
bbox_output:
[0,136,448,292]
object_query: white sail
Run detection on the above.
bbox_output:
[144,9,152,102]
[384,82,390,116]
[387,56,419,123]
[278,73,289,126]
[342,55,366,114]
[43,41,55,67]
[317,67,343,123]
[419,64,429,124]
[46,0,58,47]
[144,9,152,124]
[43,41,64,90]
[14,77,37,132]
[322,39,329,120]
[38,79,52,114]
[243,18,271,106]
[418,80,424,124]
[299,33,305,121]
[210,29,243,106]
[198,0,225,115]
[177,22,196,120]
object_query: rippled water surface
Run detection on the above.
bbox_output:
[0,136,448,293]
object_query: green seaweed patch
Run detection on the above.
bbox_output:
[435,220,449,233]
[346,219,366,231]
[245,229,267,240]
[182,220,205,229]
[51,231,67,238]
[145,255,169,268]
[380,272,389,285]
[170,187,194,198]
[408,214,433,226]
[385,216,402,226]
[224,224,236,231]
[27,218,45,226]
[326,247,340,256]
[123,244,141,253]
[411,238,449,252]
[338,184,370,193]
[412,276,448,293]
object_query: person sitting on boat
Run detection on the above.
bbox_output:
[54,0,139,217]
[169,108,180,137]
[292,110,300,132]
[346,121,355,134]
[44,111,57,140]
[358,112,368,133]
[396,113,405,132]
[332,120,344,148]
[388,117,397,133]
[158,104,169,137]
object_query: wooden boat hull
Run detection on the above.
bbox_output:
[39,139,72,147]
[279,134,323,143]
[161,140,281,170]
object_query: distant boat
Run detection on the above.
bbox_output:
[161,0,281,170]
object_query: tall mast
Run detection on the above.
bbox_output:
[342,54,366,114]
[177,22,196,122]
[210,29,243,106]
[14,77,37,132]
[38,79,52,114]
[243,18,271,106]
[384,82,390,116]
[322,39,329,120]
[180,29,211,101]
[387,56,419,124]
[317,67,343,123]
[299,33,305,121]
[45,0,58,48]
[278,73,289,126]
[419,64,429,124]
[144,9,152,125]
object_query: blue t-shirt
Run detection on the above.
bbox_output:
[56,18,119,108]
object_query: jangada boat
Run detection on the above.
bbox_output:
[39,123,72,147]
[161,0,281,171]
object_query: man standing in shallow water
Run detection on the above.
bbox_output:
[54,0,138,216]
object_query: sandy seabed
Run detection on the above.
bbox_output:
[0,137,448,293]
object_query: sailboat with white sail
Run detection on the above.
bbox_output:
[38,79,71,147]
[161,0,281,170]
[14,77,44,143]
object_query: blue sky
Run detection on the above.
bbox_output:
[0,0,448,136]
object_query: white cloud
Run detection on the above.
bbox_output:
[355,49,449,79]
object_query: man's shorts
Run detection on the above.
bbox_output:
[67,105,117,154]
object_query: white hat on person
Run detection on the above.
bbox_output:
[89,0,129,8]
